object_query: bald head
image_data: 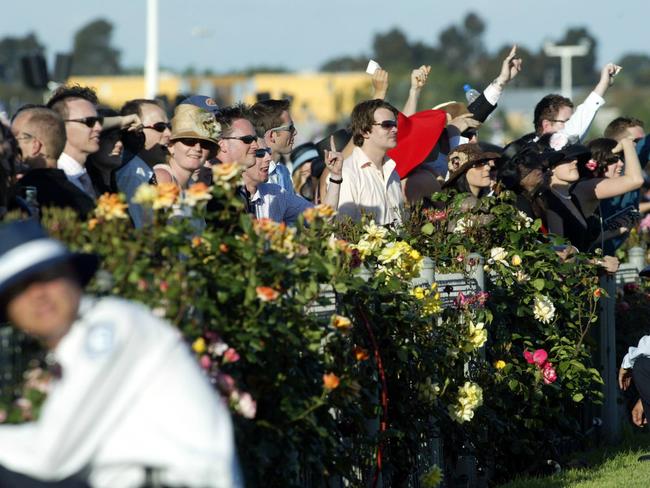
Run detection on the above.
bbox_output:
[12,108,66,168]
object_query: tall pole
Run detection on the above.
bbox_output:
[544,41,590,99]
[145,0,159,99]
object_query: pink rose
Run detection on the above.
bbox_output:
[223,348,240,364]
[585,159,598,171]
[199,355,212,370]
[542,362,557,384]
[523,348,548,367]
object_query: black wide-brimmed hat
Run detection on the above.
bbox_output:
[0,219,99,319]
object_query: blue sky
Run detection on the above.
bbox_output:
[1,0,646,73]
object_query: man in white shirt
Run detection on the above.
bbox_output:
[619,336,650,429]
[0,220,240,487]
[533,63,622,142]
[47,85,103,200]
[337,99,403,225]
[240,138,342,224]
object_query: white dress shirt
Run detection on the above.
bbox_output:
[337,146,404,225]
[57,152,95,198]
[622,335,650,369]
[0,297,240,487]
[249,182,312,224]
[564,91,605,142]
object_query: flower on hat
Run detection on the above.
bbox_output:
[585,159,599,171]
[549,132,569,151]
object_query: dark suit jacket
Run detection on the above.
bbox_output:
[15,168,95,218]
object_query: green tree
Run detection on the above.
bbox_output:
[71,19,121,76]
[0,33,44,84]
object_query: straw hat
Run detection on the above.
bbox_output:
[170,104,221,144]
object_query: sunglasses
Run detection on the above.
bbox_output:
[222,135,257,145]
[64,116,104,128]
[269,123,296,134]
[605,155,623,165]
[144,122,172,132]
[177,138,216,150]
[472,160,493,168]
[255,147,272,158]
[373,120,398,130]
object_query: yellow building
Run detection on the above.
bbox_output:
[67,72,371,124]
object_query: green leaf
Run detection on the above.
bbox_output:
[572,393,584,402]
[531,278,545,291]
[421,223,434,235]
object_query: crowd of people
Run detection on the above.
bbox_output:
[1,44,650,485]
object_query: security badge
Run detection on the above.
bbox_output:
[85,323,115,357]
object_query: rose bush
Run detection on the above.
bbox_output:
[0,184,606,485]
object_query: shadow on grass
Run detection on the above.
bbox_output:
[497,425,650,488]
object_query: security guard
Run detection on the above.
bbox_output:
[0,219,241,487]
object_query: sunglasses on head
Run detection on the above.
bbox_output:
[269,123,296,134]
[373,120,398,130]
[144,122,172,132]
[222,135,257,145]
[64,116,104,128]
[254,148,272,158]
[177,138,216,150]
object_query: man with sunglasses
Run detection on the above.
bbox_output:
[47,85,103,200]
[215,104,259,169]
[251,99,296,193]
[0,219,241,487]
[10,106,96,218]
[338,99,403,225]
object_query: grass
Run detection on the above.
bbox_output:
[497,428,650,488]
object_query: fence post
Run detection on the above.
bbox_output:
[628,246,645,272]
[598,273,621,443]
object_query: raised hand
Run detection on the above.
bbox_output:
[323,135,343,177]
[496,45,523,85]
[411,65,431,91]
[372,69,389,100]
[448,113,481,133]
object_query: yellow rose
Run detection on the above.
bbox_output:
[192,337,206,354]
[495,360,506,370]
[511,255,522,266]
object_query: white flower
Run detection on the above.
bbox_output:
[463,321,488,352]
[514,270,530,283]
[449,381,483,423]
[549,132,569,151]
[533,294,556,324]
[453,217,470,234]
[490,247,509,266]
[231,391,257,419]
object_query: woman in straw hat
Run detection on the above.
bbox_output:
[154,104,220,189]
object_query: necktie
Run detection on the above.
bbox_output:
[78,173,96,199]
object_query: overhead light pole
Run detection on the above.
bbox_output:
[544,39,590,99]
[145,0,159,99]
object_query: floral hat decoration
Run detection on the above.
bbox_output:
[170,104,221,145]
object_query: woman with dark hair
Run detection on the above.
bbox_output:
[497,144,549,220]
[85,108,123,196]
[442,143,500,199]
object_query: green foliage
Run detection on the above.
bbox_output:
[2,181,607,485]
[71,18,121,76]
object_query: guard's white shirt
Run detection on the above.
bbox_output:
[337,147,403,225]
[0,297,240,487]
[622,335,650,369]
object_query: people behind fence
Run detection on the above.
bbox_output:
[0,219,241,487]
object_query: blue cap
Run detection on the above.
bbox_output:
[180,95,221,115]
[463,84,472,92]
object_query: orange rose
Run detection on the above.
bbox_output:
[323,373,340,390]
[256,286,280,302]
[353,346,370,361]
